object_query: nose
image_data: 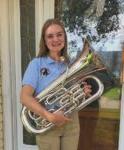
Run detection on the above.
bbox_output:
[53,35,59,42]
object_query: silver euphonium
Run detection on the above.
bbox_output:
[21,38,105,134]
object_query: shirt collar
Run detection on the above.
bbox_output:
[46,56,63,64]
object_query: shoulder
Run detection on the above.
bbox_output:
[30,57,41,64]
[29,57,43,67]
[28,56,48,69]
[30,57,47,64]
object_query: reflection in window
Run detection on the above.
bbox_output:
[55,0,123,77]
[55,0,123,149]
[20,0,36,145]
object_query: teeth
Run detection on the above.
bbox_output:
[52,44,60,47]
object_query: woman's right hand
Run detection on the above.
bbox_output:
[45,110,72,127]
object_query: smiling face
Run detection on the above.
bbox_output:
[44,24,65,57]
[38,19,68,62]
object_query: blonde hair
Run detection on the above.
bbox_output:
[37,18,69,62]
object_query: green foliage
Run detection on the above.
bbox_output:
[103,87,121,100]
[59,0,119,41]
[97,0,119,36]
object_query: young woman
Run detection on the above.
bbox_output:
[20,18,91,150]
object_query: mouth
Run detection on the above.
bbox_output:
[52,43,64,48]
[52,43,62,46]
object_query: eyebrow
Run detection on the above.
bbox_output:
[46,31,64,35]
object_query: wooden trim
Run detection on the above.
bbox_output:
[118,43,124,150]
[120,44,124,83]
[79,108,120,120]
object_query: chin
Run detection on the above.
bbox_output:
[52,48,63,52]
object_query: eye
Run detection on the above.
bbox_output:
[47,34,54,39]
[45,32,64,40]
[57,33,63,38]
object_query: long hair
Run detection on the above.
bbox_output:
[37,18,69,62]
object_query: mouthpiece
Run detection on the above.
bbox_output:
[60,56,65,62]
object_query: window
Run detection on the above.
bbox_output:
[55,0,123,149]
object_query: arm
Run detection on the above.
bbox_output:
[20,85,71,126]
[20,85,50,119]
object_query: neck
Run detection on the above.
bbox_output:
[49,52,61,61]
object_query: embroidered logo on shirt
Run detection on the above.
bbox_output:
[40,68,50,77]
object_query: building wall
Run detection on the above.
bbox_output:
[0,56,4,150]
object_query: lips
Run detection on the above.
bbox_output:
[52,42,62,46]
[51,43,63,48]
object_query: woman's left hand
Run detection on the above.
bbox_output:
[83,82,92,97]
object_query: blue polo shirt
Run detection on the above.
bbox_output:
[22,56,67,96]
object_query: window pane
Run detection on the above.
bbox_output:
[20,0,36,145]
[55,0,123,149]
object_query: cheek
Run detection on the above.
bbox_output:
[61,43,65,49]
[45,41,51,49]
[61,39,65,46]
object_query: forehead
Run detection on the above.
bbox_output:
[45,24,64,34]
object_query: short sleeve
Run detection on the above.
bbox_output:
[22,59,39,90]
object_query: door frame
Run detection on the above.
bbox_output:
[0,0,54,150]
[1,0,21,150]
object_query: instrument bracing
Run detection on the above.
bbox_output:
[21,38,105,134]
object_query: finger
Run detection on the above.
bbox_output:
[84,84,92,88]
[65,117,72,122]
[81,81,87,85]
